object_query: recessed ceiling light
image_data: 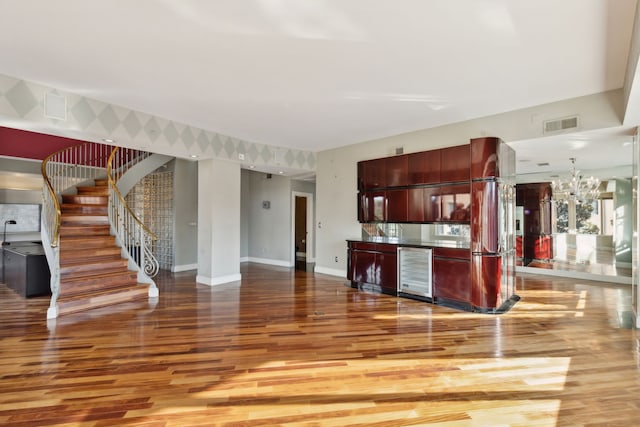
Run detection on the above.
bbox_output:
[249,165,255,169]
[102,138,115,143]
[190,154,198,159]
[278,171,284,174]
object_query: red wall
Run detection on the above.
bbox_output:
[0,126,90,161]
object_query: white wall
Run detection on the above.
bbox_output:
[197,158,241,285]
[315,91,626,277]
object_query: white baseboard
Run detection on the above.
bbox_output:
[248,257,293,268]
[171,263,198,272]
[196,273,242,286]
[240,256,249,263]
[314,266,346,278]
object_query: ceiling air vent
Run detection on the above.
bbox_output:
[543,115,579,134]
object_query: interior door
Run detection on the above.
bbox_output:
[295,196,307,270]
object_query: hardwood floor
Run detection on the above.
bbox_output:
[1,263,639,426]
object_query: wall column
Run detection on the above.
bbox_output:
[196,158,241,285]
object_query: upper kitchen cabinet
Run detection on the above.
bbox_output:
[440,144,470,183]
[385,154,409,187]
[386,188,408,222]
[470,136,516,179]
[440,183,471,222]
[358,158,387,190]
[358,190,387,222]
[408,149,440,185]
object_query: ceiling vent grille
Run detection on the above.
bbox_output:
[543,115,579,134]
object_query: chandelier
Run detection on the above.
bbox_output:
[551,158,600,203]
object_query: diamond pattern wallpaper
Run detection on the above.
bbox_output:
[0,73,316,173]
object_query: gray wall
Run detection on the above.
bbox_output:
[240,169,250,259]
[246,171,292,264]
[172,159,198,271]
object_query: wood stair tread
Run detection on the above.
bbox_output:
[60,256,126,267]
[60,247,122,261]
[59,225,111,236]
[60,269,137,283]
[59,273,139,298]
[61,195,108,205]
[59,236,116,249]
[56,284,149,315]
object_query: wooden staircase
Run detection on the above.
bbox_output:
[57,179,148,315]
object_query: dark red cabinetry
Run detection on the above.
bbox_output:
[359,158,387,190]
[408,149,441,184]
[432,248,471,304]
[357,145,472,224]
[440,183,470,221]
[386,189,408,222]
[347,241,397,295]
[358,191,386,222]
[408,187,441,222]
[440,144,470,183]
[386,155,409,187]
[433,257,471,303]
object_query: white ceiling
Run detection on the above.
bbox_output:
[0,0,638,180]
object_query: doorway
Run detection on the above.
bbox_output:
[292,192,313,271]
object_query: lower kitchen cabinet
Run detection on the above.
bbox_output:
[432,256,471,306]
[347,241,397,295]
[3,244,51,297]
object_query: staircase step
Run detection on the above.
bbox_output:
[56,284,149,316]
[59,258,129,279]
[76,186,109,196]
[58,270,138,298]
[60,235,116,250]
[60,224,111,237]
[94,179,109,187]
[61,204,108,215]
[60,213,109,226]
[60,246,122,262]
[62,194,108,205]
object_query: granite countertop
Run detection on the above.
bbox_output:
[347,237,470,249]
[3,243,45,256]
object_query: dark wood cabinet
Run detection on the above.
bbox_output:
[386,155,409,187]
[433,256,471,304]
[359,158,387,190]
[407,188,424,222]
[408,187,441,222]
[386,189,407,222]
[377,251,398,294]
[3,244,51,297]
[347,241,397,295]
[359,191,386,222]
[349,247,376,285]
[440,144,470,183]
[408,150,440,184]
[440,183,471,222]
